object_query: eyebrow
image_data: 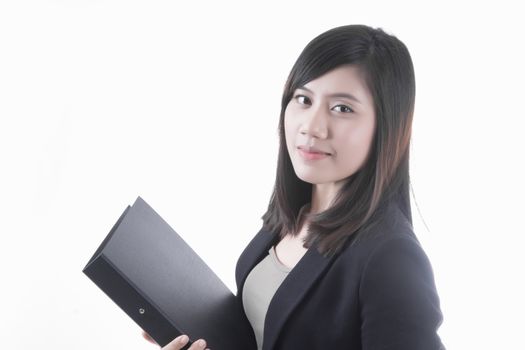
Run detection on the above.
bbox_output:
[296,86,362,105]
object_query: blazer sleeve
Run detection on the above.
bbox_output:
[359,236,445,350]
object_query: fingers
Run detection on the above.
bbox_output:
[162,334,209,350]
[161,334,187,350]
[142,330,157,345]
[188,338,209,350]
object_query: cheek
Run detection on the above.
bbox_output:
[337,123,375,159]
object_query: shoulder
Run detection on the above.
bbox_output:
[337,199,423,270]
[336,203,444,349]
[338,200,437,299]
[358,233,436,300]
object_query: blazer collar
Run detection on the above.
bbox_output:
[263,240,334,350]
[237,228,337,350]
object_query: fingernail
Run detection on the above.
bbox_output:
[197,339,205,346]
[180,335,188,343]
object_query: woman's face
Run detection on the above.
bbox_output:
[284,64,376,189]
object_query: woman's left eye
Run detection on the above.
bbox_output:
[333,105,354,113]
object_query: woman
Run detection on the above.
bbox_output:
[145,24,444,350]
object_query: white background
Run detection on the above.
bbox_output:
[1,1,524,349]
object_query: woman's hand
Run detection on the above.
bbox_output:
[142,331,210,350]
[142,331,157,345]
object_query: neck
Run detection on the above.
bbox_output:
[309,181,345,214]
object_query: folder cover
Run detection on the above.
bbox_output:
[83,196,256,349]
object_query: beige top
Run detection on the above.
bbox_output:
[242,245,291,350]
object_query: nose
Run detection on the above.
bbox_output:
[300,104,329,139]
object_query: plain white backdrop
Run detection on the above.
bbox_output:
[1,0,524,349]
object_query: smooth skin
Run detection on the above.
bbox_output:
[276,63,376,266]
[284,64,376,214]
[142,331,210,350]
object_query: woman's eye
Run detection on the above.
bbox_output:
[333,105,354,113]
[294,94,311,105]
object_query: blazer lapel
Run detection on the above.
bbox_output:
[262,241,336,350]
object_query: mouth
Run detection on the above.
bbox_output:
[297,145,332,156]
[297,147,331,160]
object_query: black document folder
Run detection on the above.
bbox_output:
[83,196,256,349]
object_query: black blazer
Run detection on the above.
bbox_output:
[235,199,444,350]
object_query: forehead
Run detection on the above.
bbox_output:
[302,65,373,105]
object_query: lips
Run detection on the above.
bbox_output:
[297,145,332,155]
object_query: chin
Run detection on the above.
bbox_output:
[294,172,329,185]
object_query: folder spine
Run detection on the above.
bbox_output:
[83,254,189,348]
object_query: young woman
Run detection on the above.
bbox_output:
[145,24,445,350]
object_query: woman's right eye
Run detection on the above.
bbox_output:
[294,94,311,105]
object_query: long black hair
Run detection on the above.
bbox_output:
[261,24,416,257]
